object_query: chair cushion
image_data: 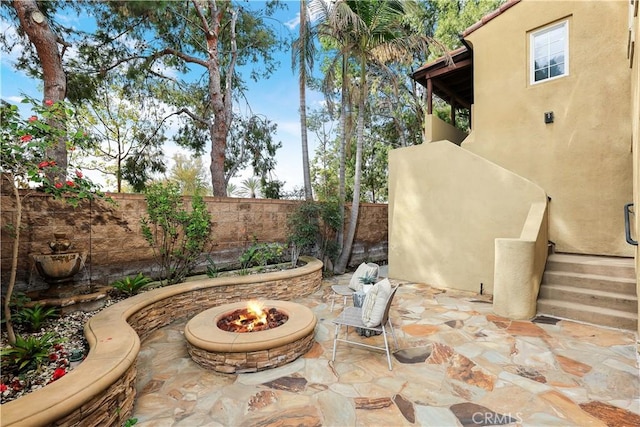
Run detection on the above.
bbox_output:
[348,262,379,291]
[361,278,391,327]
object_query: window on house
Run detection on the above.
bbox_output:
[531,21,568,84]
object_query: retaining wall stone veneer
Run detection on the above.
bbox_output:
[0,257,323,427]
[0,192,387,292]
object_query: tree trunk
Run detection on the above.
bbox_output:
[336,53,349,256]
[335,56,364,274]
[12,0,67,180]
[299,0,313,200]
[2,174,21,345]
[206,3,238,197]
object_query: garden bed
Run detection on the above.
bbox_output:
[0,256,322,427]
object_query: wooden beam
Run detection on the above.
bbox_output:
[427,78,433,115]
[432,80,471,109]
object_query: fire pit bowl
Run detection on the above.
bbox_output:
[185,300,317,373]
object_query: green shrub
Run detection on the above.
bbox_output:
[0,332,59,372]
[1,292,31,325]
[15,304,58,331]
[111,273,153,296]
[239,242,286,269]
[287,200,341,268]
[205,255,219,278]
[140,182,212,285]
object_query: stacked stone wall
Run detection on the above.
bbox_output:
[0,257,323,427]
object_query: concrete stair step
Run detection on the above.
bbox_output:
[538,284,637,313]
[545,254,636,279]
[542,270,636,295]
[537,298,638,330]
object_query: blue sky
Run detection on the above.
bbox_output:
[0,1,326,193]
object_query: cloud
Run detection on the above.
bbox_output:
[0,17,23,65]
[284,12,300,30]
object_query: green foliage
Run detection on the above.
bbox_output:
[71,79,168,193]
[261,178,284,199]
[169,153,211,196]
[359,271,377,285]
[2,293,31,323]
[428,0,506,52]
[123,418,138,427]
[140,182,212,285]
[205,255,219,278]
[111,273,153,296]
[0,332,59,373]
[0,98,106,205]
[225,115,283,193]
[287,200,341,268]
[14,304,58,332]
[239,242,286,269]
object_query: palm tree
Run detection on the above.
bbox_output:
[292,0,314,200]
[238,176,261,198]
[314,0,429,273]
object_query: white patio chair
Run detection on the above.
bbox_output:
[331,281,399,370]
[330,262,379,312]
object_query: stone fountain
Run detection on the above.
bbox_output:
[28,233,111,314]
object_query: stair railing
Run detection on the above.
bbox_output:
[624,203,638,246]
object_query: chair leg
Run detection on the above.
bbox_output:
[382,325,392,370]
[388,320,399,349]
[331,294,335,312]
[332,324,340,361]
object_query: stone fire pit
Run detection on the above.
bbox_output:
[185,300,317,373]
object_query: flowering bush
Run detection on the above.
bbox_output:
[1,96,111,348]
[0,97,105,206]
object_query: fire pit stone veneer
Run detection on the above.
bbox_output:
[185,300,317,373]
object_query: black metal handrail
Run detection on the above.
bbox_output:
[624,203,638,246]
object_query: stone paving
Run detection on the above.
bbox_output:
[132,273,640,426]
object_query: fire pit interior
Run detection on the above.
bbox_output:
[217,300,288,333]
[185,300,317,373]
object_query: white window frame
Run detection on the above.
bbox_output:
[530,20,569,85]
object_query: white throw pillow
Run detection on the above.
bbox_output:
[361,278,391,327]
[348,262,379,291]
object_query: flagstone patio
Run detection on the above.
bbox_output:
[132,272,640,426]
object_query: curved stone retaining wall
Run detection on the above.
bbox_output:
[0,257,323,427]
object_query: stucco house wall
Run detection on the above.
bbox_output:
[630,0,640,336]
[462,0,634,257]
[388,141,547,295]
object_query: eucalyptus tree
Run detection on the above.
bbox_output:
[307,107,340,202]
[71,79,169,193]
[291,0,314,200]
[80,0,283,196]
[312,0,429,273]
[225,114,282,193]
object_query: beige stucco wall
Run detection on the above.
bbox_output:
[425,114,468,145]
[630,1,639,337]
[463,0,634,257]
[388,141,547,295]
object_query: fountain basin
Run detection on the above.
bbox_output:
[31,252,86,284]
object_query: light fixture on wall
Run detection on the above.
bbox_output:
[544,111,554,124]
